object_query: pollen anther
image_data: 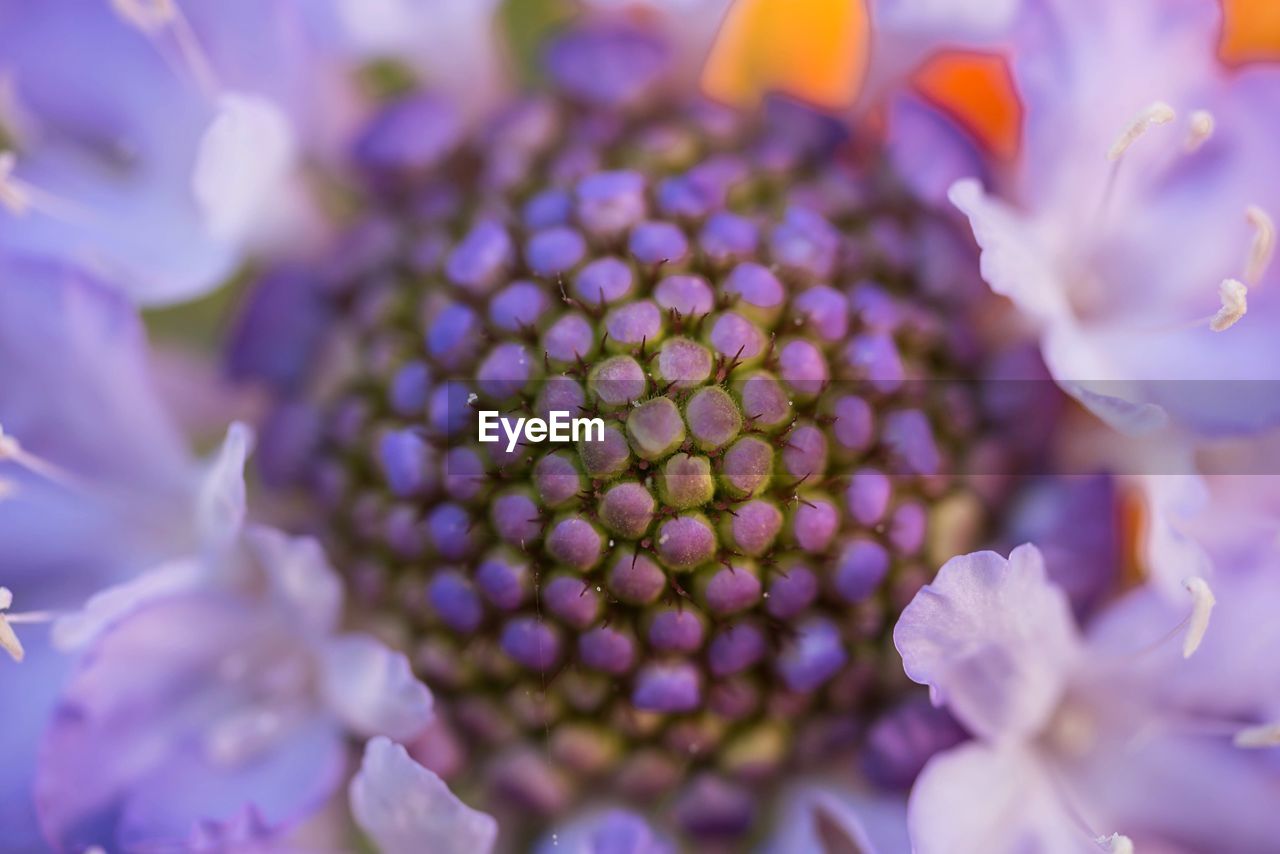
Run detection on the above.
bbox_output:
[1182,577,1215,657]
[1233,722,1280,749]
[1245,205,1275,286]
[1107,101,1175,162]
[1097,833,1135,854]
[1209,279,1248,332]
[1185,110,1214,152]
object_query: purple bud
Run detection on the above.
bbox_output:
[600,482,657,539]
[783,632,850,707]
[723,263,784,317]
[781,424,827,482]
[708,623,766,677]
[703,561,762,615]
[476,551,530,611]
[257,402,320,488]
[544,575,602,628]
[738,373,791,429]
[228,268,330,393]
[388,360,431,417]
[792,285,850,342]
[654,515,717,571]
[728,501,783,557]
[576,170,647,238]
[848,468,892,526]
[657,453,715,509]
[477,342,533,401]
[501,617,563,671]
[523,188,572,229]
[378,429,431,498]
[354,94,462,177]
[605,300,663,348]
[489,281,549,333]
[648,609,705,652]
[491,490,542,546]
[579,627,637,674]
[883,410,942,476]
[699,212,759,268]
[574,257,635,305]
[542,312,596,365]
[527,227,587,278]
[769,206,839,279]
[546,25,670,108]
[850,282,904,331]
[608,551,667,604]
[629,221,689,266]
[656,338,713,388]
[633,662,701,712]
[845,333,905,394]
[673,775,754,837]
[446,220,513,294]
[578,425,632,478]
[890,500,927,555]
[626,397,686,461]
[861,698,967,789]
[654,274,714,316]
[546,516,604,571]
[589,355,647,406]
[427,380,472,438]
[831,395,874,453]
[720,437,773,498]
[777,339,829,399]
[791,499,838,553]
[833,538,890,603]
[685,387,741,451]
[426,302,483,369]
[444,447,486,502]
[428,571,484,633]
[708,311,765,360]
[429,502,477,560]
[534,452,585,508]
[765,563,818,619]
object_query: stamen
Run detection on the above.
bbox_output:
[1233,722,1280,749]
[0,422,82,489]
[1096,833,1135,854]
[111,0,219,98]
[1182,577,1215,657]
[1184,110,1214,152]
[0,586,57,662]
[1245,205,1275,286]
[0,150,31,215]
[1107,101,1176,162]
[1209,278,1248,332]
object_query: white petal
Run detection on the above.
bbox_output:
[320,635,433,740]
[196,421,253,549]
[51,559,204,651]
[246,526,342,634]
[350,737,497,854]
[894,544,1081,742]
[192,94,296,246]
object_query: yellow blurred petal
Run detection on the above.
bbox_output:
[1220,0,1280,65]
[701,0,869,110]
[913,51,1022,160]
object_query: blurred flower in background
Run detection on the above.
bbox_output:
[2,1,1280,852]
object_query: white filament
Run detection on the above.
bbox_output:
[1182,577,1215,658]
[1097,833,1135,854]
[1107,101,1176,162]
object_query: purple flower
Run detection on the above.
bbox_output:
[895,543,1280,851]
[950,0,1280,437]
[38,525,433,851]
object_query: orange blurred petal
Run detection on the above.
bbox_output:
[1219,0,1280,65]
[701,0,869,110]
[912,51,1022,161]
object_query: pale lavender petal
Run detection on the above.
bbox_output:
[246,526,342,634]
[762,785,911,854]
[196,422,255,549]
[350,737,497,854]
[50,558,204,651]
[908,743,1081,854]
[319,635,433,740]
[893,545,1080,741]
